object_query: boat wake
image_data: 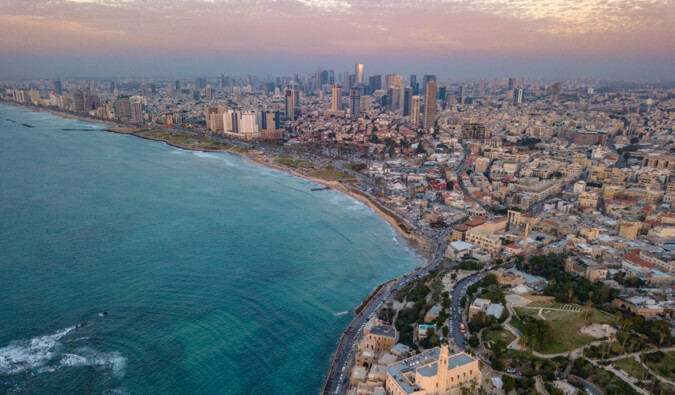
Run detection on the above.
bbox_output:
[0,324,126,377]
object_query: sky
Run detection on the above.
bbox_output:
[1,0,674,80]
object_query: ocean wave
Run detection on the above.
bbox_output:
[0,326,126,377]
[332,311,349,317]
[192,151,241,167]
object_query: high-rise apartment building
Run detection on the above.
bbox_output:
[331,83,342,111]
[423,81,437,130]
[508,77,517,91]
[411,95,421,126]
[349,87,360,119]
[204,85,213,100]
[114,96,132,122]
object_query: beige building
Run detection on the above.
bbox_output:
[578,191,599,208]
[385,346,480,395]
[618,221,640,239]
[465,231,501,256]
[565,257,608,282]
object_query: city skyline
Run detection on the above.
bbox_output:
[1,0,674,79]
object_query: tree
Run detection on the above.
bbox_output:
[502,375,516,392]
[468,335,480,348]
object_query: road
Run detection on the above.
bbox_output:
[449,273,481,350]
[322,236,448,395]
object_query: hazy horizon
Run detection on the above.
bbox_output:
[1,0,674,80]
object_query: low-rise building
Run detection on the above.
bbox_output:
[385,346,481,395]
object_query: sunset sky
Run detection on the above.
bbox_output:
[1,0,673,79]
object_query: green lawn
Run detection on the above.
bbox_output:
[512,307,617,355]
[308,168,355,180]
[483,329,515,350]
[614,356,648,380]
[277,158,315,168]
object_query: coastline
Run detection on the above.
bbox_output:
[1,102,431,259]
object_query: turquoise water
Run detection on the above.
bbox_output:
[0,105,420,394]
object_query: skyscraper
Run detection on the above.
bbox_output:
[53,80,62,95]
[368,75,381,94]
[514,88,523,106]
[349,87,361,119]
[285,84,300,120]
[459,85,465,105]
[331,83,342,111]
[508,77,517,91]
[204,85,213,100]
[411,95,421,126]
[343,72,349,93]
[355,63,364,85]
[423,81,437,130]
[403,87,412,116]
[422,75,436,94]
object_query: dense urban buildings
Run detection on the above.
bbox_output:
[2,64,674,395]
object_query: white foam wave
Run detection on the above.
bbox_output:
[332,311,349,317]
[0,326,75,375]
[0,327,126,377]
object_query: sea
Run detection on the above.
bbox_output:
[0,104,421,394]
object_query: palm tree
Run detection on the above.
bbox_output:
[568,288,574,303]
[583,291,593,325]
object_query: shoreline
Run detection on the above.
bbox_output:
[1,101,432,259]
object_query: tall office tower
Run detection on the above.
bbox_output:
[410,74,417,86]
[53,80,62,95]
[343,72,349,93]
[478,79,486,95]
[514,88,523,106]
[285,84,300,120]
[459,85,465,104]
[113,96,132,121]
[349,87,361,118]
[331,83,342,111]
[411,82,419,96]
[109,81,116,93]
[438,86,447,107]
[72,89,86,112]
[167,81,175,96]
[130,101,144,124]
[329,70,335,84]
[551,82,562,103]
[386,88,394,111]
[174,80,180,91]
[355,63,364,85]
[204,85,213,100]
[421,75,436,93]
[348,74,356,90]
[368,75,382,94]
[508,77,517,91]
[423,81,437,130]
[195,77,207,90]
[403,87,412,116]
[320,70,329,85]
[384,74,396,89]
[411,95,421,126]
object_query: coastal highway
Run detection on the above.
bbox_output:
[322,237,448,395]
